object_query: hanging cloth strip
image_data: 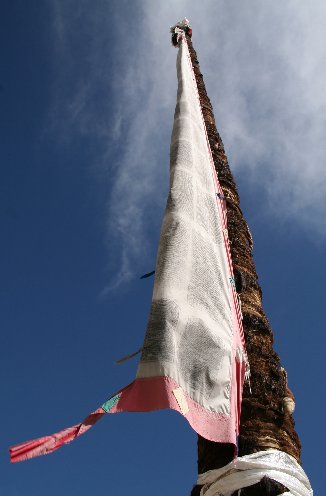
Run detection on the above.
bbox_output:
[140,270,155,279]
[9,34,248,463]
[198,449,313,496]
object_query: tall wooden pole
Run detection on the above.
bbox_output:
[182,31,301,496]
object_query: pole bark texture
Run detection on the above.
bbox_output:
[185,34,301,496]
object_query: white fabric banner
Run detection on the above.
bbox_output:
[8,32,248,464]
[137,38,245,417]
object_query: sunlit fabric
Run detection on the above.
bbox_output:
[9,36,247,463]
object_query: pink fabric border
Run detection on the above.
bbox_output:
[111,370,245,444]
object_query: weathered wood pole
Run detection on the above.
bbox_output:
[183,31,301,496]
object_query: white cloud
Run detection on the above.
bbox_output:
[49,0,326,287]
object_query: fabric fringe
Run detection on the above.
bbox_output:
[140,270,155,279]
[236,346,251,389]
[115,347,142,364]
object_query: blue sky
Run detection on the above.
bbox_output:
[1,1,324,494]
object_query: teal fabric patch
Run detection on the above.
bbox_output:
[101,393,121,413]
[230,276,236,288]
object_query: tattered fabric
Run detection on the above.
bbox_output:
[10,36,247,463]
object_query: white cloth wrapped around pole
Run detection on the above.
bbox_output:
[198,449,313,496]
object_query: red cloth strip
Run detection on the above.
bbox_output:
[9,408,105,463]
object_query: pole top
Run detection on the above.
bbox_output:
[170,18,192,47]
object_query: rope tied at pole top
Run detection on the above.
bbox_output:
[170,17,192,46]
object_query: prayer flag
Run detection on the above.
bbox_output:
[10,35,248,463]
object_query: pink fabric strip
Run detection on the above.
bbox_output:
[10,409,105,463]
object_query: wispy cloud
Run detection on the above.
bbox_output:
[48,0,326,288]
